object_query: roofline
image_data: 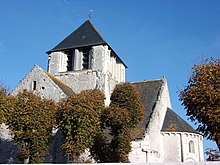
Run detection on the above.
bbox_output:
[89,20,107,43]
[46,20,127,68]
[161,131,202,136]
[106,43,128,68]
[46,43,128,68]
[46,43,104,54]
[131,78,164,84]
[87,21,127,68]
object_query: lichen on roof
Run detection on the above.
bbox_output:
[44,71,74,96]
[164,122,178,132]
[161,108,198,134]
[131,79,164,139]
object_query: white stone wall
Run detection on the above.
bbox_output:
[161,129,203,162]
[57,70,97,94]
[48,45,126,106]
[161,133,182,162]
[129,78,204,163]
[74,49,82,70]
[181,133,204,162]
[129,79,172,163]
[11,65,67,102]
[145,78,172,163]
[129,139,149,163]
[48,52,68,75]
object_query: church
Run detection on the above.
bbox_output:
[1,20,204,163]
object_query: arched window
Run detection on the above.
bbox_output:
[189,140,195,153]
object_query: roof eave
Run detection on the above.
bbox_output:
[161,130,201,135]
[46,43,128,69]
[46,42,106,54]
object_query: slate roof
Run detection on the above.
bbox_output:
[46,20,127,68]
[47,20,106,53]
[161,108,198,134]
[130,79,198,140]
[44,71,74,96]
[131,80,164,139]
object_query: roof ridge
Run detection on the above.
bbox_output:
[46,20,107,53]
[46,20,127,68]
[88,20,107,42]
[10,65,41,95]
[132,79,163,84]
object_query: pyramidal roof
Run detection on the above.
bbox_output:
[47,20,107,53]
[46,20,127,68]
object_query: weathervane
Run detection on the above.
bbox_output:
[89,9,93,21]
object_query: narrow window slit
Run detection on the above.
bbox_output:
[32,81,37,90]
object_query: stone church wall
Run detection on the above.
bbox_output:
[129,139,149,162]
[144,78,172,163]
[162,133,182,162]
[129,79,175,163]
[48,52,68,75]
[181,133,204,162]
[11,65,67,102]
[161,126,203,162]
[49,45,124,106]
[57,70,97,94]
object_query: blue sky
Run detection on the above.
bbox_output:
[0,0,219,154]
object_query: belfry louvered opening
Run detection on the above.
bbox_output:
[65,47,92,71]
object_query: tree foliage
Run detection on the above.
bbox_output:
[90,130,112,162]
[108,83,144,162]
[179,58,220,149]
[205,148,220,161]
[0,84,7,123]
[93,82,144,162]
[110,82,145,127]
[5,90,57,163]
[57,89,105,160]
[1,82,144,163]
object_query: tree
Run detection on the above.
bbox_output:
[205,148,220,161]
[179,58,220,149]
[0,84,7,123]
[56,89,105,162]
[98,82,144,162]
[5,90,57,163]
[90,129,112,162]
[57,84,144,163]
[110,82,145,126]
[101,105,131,162]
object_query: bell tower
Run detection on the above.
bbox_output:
[46,20,127,105]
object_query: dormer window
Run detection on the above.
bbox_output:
[65,47,91,71]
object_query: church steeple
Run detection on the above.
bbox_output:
[46,21,127,105]
[46,20,126,70]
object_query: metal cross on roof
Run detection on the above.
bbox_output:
[89,9,93,21]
